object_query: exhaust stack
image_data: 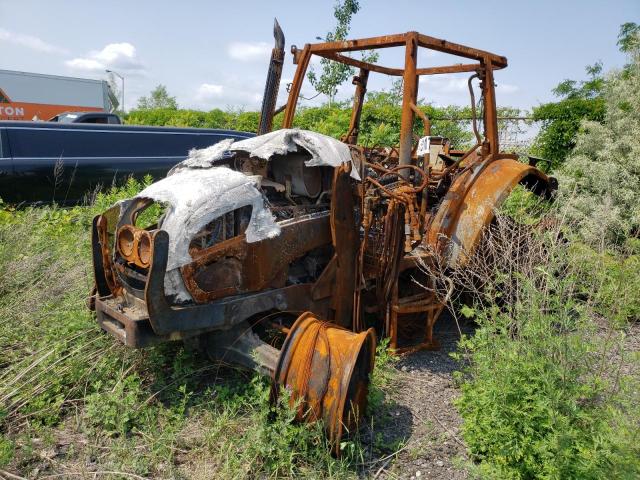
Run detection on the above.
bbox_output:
[258,18,285,135]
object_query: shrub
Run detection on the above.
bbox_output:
[85,374,147,436]
[0,182,150,429]
[124,100,487,148]
[556,33,640,245]
[0,434,13,467]
[438,207,640,479]
[531,96,605,168]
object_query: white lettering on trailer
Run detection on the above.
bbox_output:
[0,106,25,116]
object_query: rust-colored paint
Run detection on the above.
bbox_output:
[399,32,419,170]
[273,312,376,455]
[330,164,358,328]
[282,45,311,128]
[94,214,121,296]
[428,157,552,267]
[116,224,154,269]
[181,213,332,303]
[283,31,505,135]
[89,27,557,455]
[0,101,102,121]
[346,68,369,144]
[481,59,499,155]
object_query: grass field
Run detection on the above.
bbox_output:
[0,180,404,479]
[1,183,638,479]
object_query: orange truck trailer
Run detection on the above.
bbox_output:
[0,69,117,121]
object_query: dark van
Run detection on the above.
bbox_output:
[0,121,253,204]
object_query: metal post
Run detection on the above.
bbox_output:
[283,45,311,129]
[482,58,498,155]
[399,32,419,173]
[106,69,125,114]
[346,68,369,144]
[121,76,125,114]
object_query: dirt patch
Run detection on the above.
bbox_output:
[362,315,473,479]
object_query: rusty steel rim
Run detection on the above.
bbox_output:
[273,312,376,455]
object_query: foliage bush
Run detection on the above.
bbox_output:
[531,24,640,170]
[555,40,640,246]
[531,96,605,168]
[447,30,640,478]
[443,209,640,479]
[531,67,606,168]
[125,94,492,149]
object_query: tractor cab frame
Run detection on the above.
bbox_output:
[278,31,506,162]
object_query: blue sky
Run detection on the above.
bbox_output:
[0,0,637,111]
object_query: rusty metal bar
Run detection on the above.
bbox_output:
[398,32,419,171]
[346,68,369,144]
[416,63,480,75]
[482,58,499,155]
[266,320,290,334]
[315,55,479,77]
[282,45,311,129]
[308,33,408,53]
[410,102,430,136]
[307,32,507,70]
[417,33,507,68]
[316,51,403,76]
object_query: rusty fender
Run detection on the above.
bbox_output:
[428,157,556,267]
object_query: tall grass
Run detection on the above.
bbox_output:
[0,181,394,478]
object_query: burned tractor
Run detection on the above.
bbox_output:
[89,23,555,451]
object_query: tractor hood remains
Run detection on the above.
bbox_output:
[117,128,357,301]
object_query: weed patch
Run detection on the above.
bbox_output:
[0,180,398,478]
[440,207,640,479]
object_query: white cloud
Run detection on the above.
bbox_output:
[65,58,104,70]
[0,28,68,54]
[416,75,474,106]
[416,74,521,106]
[190,80,264,109]
[420,75,468,93]
[196,83,224,101]
[65,42,145,73]
[419,49,440,59]
[497,83,519,94]
[227,41,271,62]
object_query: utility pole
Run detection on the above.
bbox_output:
[106,69,125,114]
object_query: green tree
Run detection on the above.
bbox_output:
[617,22,640,54]
[532,23,639,169]
[531,63,606,168]
[307,0,378,105]
[557,24,640,245]
[136,85,178,110]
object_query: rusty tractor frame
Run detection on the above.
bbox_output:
[90,22,555,452]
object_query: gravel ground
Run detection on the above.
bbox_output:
[363,315,474,480]
[364,319,640,480]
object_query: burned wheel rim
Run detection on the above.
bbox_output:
[273,312,376,455]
